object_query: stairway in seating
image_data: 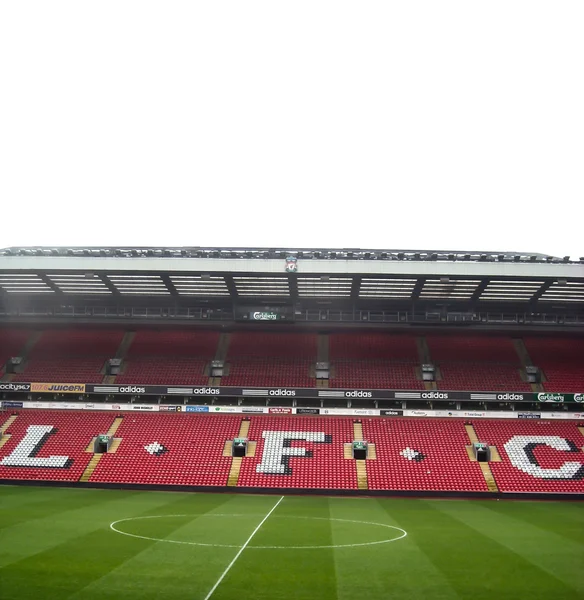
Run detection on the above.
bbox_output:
[465,424,498,492]
[107,417,124,437]
[79,416,124,481]
[227,420,251,487]
[480,463,499,492]
[353,422,369,490]
[1,414,17,433]
[80,455,102,482]
[513,338,544,392]
[1,331,42,382]
[0,414,17,448]
[465,424,479,444]
[104,331,135,383]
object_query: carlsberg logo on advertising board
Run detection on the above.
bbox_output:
[574,393,584,403]
[538,393,565,403]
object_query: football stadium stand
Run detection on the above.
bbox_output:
[13,329,123,383]
[90,413,240,486]
[0,410,117,482]
[236,416,356,489]
[1,411,582,496]
[0,328,30,377]
[221,332,316,387]
[116,330,219,385]
[523,337,584,392]
[329,333,422,389]
[0,246,583,498]
[363,418,489,491]
[427,335,530,391]
[472,419,584,493]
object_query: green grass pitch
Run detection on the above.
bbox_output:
[1,486,582,600]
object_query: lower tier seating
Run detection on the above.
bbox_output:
[363,419,488,491]
[237,416,357,489]
[472,420,584,494]
[91,413,240,486]
[1,412,582,494]
[0,410,116,482]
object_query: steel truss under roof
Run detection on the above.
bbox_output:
[0,247,582,308]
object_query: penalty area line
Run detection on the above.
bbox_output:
[203,495,284,600]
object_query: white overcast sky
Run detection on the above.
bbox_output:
[1,2,582,258]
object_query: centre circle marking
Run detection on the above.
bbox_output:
[109,513,407,549]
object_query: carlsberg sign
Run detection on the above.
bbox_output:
[538,393,565,403]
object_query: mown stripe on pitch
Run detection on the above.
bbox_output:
[478,500,584,547]
[1,515,211,600]
[0,489,200,569]
[0,487,140,532]
[70,494,287,600]
[211,496,339,600]
[431,499,584,596]
[2,492,236,600]
[388,499,579,600]
[331,497,460,600]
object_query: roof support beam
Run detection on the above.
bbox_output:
[288,274,299,302]
[411,278,425,301]
[223,274,238,302]
[350,276,362,301]
[98,274,121,297]
[530,280,553,304]
[37,273,62,296]
[160,274,179,298]
[470,279,490,304]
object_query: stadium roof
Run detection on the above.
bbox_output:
[0,247,583,307]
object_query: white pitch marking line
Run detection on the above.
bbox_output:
[203,495,284,600]
[109,513,407,549]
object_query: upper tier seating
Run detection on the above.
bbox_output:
[523,337,584,392]
[237,416,357,489]
[0,329,30,376]
[228,332,316,359]
[331,361,423,389]
[329,333,422,389]
[13,329,123,383]
[116,330,219,385]
[91,413,240,486]
[221,332,316,387]
[363,418,488,491]
[0,410,116,482]
[222,358,314,387]
[473,420,584,493]
[330,333,419,361]
[427,335,530,391]
[436,363,531,392]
